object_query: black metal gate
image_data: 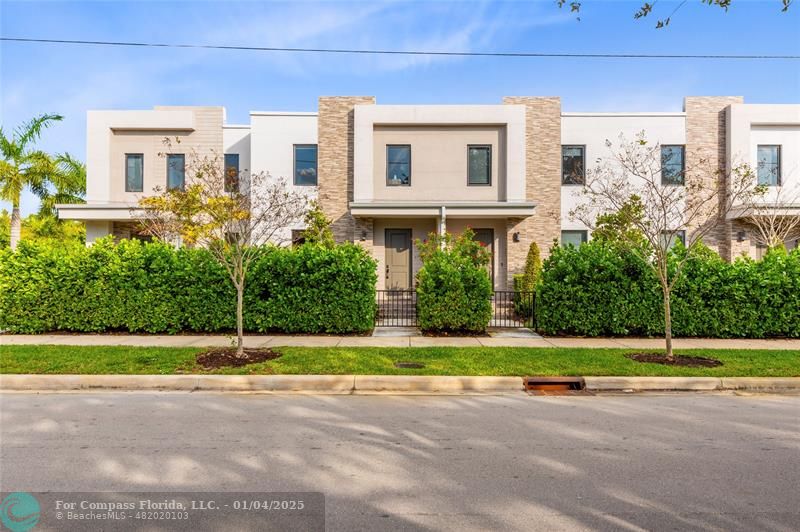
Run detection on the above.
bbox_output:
[376,290,418,327]
[490,290,535,328]
[376,290,534,329]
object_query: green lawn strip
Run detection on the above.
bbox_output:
[1,345,798,377]
[0,345,199,375]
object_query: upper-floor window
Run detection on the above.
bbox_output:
[661,145,685,185]
[757,145,781,186]
[294,145,318,186]
[167,154,185,191]
[561,146,585,185]
[125,153,143,192]
[386,145,411,186]
[467,145,492,186]
[561,230,588,247]
[224,153,240,193]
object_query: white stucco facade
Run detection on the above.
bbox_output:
[560,112,687,236]
[58,97,798,259]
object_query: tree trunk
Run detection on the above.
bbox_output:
[10,204,21,250]
[236,282,244,357]
[662,284,674,360]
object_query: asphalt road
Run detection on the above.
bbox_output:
[1,392,798,531]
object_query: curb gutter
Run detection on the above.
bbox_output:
[2,375,800,393]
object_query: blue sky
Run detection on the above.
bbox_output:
[2,0,799,215]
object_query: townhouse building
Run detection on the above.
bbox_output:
[58,96,800,290]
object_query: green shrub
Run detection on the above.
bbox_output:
[536,241,800,338]
[415,230,493,333]
[0,238,377,334]
[246,243,377,334]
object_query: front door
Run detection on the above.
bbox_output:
[385,229,412,290]
[473,228,495,288]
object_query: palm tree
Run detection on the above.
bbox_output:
[0,114,86,249]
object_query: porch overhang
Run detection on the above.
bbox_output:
[56,203,144,221]
[727,203,800,220]
[349,201,536,219]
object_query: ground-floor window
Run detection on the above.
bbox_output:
[660,230,686,250]
[561,230,588,247]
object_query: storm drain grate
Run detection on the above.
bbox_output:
[394,362,425,369]
[524,377,590,395]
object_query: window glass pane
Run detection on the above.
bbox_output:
[757,145,780,186]
[294,145,317,186]
[224,153,240,192]
[561,230,587,247]
[468,146,491,185]
[167,154,185,191]
[660,230,686,250]
[387,146,410,185]
[661,146,685,185]
[561,146,584,185]
[125,154,143,192]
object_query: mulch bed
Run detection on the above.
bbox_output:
[196,348,281,370]
[625,352,723,368]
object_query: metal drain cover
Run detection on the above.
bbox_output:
[394,362,425,369]
[524,376,587,395]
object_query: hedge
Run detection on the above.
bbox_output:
[535,241,800,338]
[416,231,493,333]
[0,238,377,334]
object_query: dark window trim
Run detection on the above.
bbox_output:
[125,153,144,193]
[386,144,412,187]
[561,145,586,186]
[293,144,318,187]
[561,229,588,246]
[661,145,686,186]
[757,144,782,186]
[166,153,186,191]
[467,144,492,186]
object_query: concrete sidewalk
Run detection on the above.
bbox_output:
[2,333,799,350]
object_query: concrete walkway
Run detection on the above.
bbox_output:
[2,333,799,350]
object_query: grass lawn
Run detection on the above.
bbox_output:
[1,345,798,377]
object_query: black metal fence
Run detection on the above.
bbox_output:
[490,290,534,328]
[375,289,534,329]
[376,290,418,327]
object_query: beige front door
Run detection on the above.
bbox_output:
[385,229,412,290]
[473,228,494,287]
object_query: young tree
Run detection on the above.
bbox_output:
[139,145,307,356]
[571,132,754,359]
[300,200,335,248]
[0,114,85,249]
[733,183,800,252]
[590,196,651,251]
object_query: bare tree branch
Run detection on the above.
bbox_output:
[137,140,307,355]
[570,132,754,358]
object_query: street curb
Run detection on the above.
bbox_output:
[353,376,523,393]
[1,375,798,393]
[584,376,722,391]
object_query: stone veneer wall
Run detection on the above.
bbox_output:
[684,96,744,261]
[317,97,376,250]
[502,97,562,285]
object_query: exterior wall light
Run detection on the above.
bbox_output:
[361,230,367,241]
[512,232,520,242]
[737,231,746,242]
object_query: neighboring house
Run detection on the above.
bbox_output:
[58,96,800,290]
